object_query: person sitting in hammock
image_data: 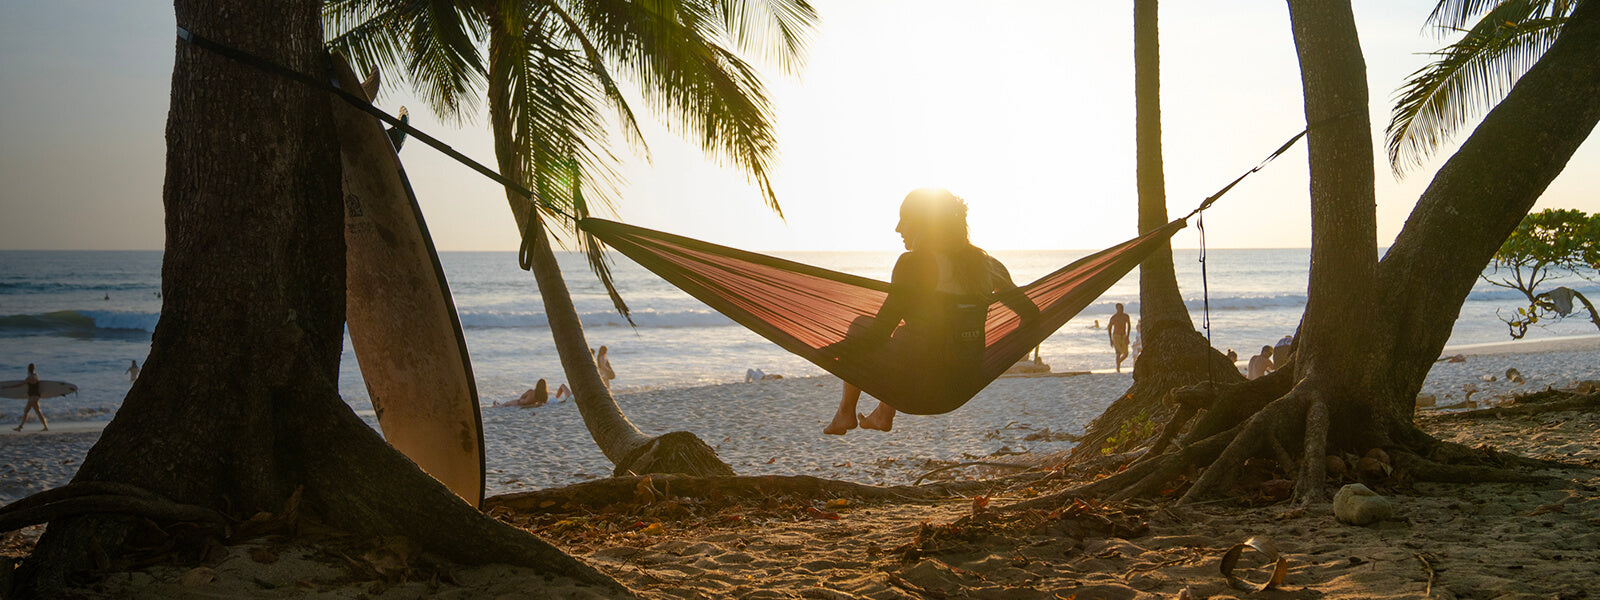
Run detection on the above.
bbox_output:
[823,188,1039,435]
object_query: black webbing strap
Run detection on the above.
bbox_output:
[1181,107,1363,220]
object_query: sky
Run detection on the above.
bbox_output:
[1,1,1596,252]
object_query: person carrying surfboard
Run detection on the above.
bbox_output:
[14,364,47,432]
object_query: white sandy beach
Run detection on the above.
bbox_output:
[3,336,1595,506]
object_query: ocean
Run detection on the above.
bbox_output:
[2,246,1596,424]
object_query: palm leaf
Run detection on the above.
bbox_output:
[1386,5,1566,176]
[571,0,786,216]
[715,0,819,75]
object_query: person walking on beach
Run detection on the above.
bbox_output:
[595,346,616,389]
[1246,346,1274,380]
[1108,303,1132,373]
[823,188,1038,435]
[125,360,141,383]
[14,364,48,432]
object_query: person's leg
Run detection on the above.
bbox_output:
[15,399,36,431]
[35,403,46,431]
[858,402,896,432]
[823,383,862,435]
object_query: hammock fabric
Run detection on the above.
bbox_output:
[579,217,1188,415]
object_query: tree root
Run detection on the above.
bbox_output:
[1002,428,1238,512]
[1395,452,1555,484]
[1424,392,1599,420]
[0,482,166,517]
[1295,399,1330,505]
[484,474,987,514]
[614,431,736,478]
[0,495,226,537]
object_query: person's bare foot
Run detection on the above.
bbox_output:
[858,408,894,432]
[823,411,857,435]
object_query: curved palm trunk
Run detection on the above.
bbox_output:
[487,29,649,465]
[486,23,732,476]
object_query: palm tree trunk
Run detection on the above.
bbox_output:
[485,21,732,476]
[1134,0,1192,333]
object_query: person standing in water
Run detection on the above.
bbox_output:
[823,188,1038,435]
[126,360,141,383]
[14,364,47,432]
[1108,303,1132,373]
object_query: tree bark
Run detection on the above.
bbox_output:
[486,20,732,477]
[1133,0,1190,331]
[13,2,623,595]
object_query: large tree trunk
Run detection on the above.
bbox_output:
[1073,0,1242,458]
[1025,0,1600,508]
[485,22,732,478]
[10,2,621,596]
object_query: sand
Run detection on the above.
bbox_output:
[4,337,1597,598]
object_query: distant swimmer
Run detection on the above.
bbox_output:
[595,346,616,389]
[13,364,48,432]
[126,360,141,382]
[1108,303,1132,373]
[494,379,548,408]
[1246,346,1274,380]
[104,294,110,301]
[1092,319,1100,329]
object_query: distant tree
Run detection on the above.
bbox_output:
[12,0,620,596]
[1484,208,1600,338]
[1387,0,1576,175]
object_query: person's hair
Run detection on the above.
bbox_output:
[1115,303,1124,310]
[1262,345,1273,354]
[597,346,608,356]
[535,379,548,394]
[27,363,35,372]
[900,188,990,293]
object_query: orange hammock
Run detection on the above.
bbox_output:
[579,218,1187,415]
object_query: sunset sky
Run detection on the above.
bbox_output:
[3,0,1597,252]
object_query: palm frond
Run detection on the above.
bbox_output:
[544,1,652,157]
[324,0,414,98]
[402,0,489,125]
[570,0,786,216]
[1385,9,1566,176]
[714,0,819,75]
[1426,0,1569,34]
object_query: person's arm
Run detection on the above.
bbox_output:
[987,257,1039,323]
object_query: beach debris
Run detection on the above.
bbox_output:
[1357,448,1392,480]
[180,566,217,587]
[1573,380,1600,394]
[1480,374,1498,382]
[1463,383,1480,401]
[1506,368,1525,384]
[1438,354,1468,363]
[1333,483,1393,525]
[1219,536,1288,591]
[826,498,850,509]
[1415,393,1437,409]
[1325,455,1350,479]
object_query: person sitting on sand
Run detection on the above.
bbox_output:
[1273,334,1294,370]
[1246,345,1273,380]
[494,379,549,408]
[126,360,141,383]
[822,188,1039,435]
[14,364,47,432]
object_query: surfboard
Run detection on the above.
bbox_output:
[0,380,77,400]
[329,53,485,507]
